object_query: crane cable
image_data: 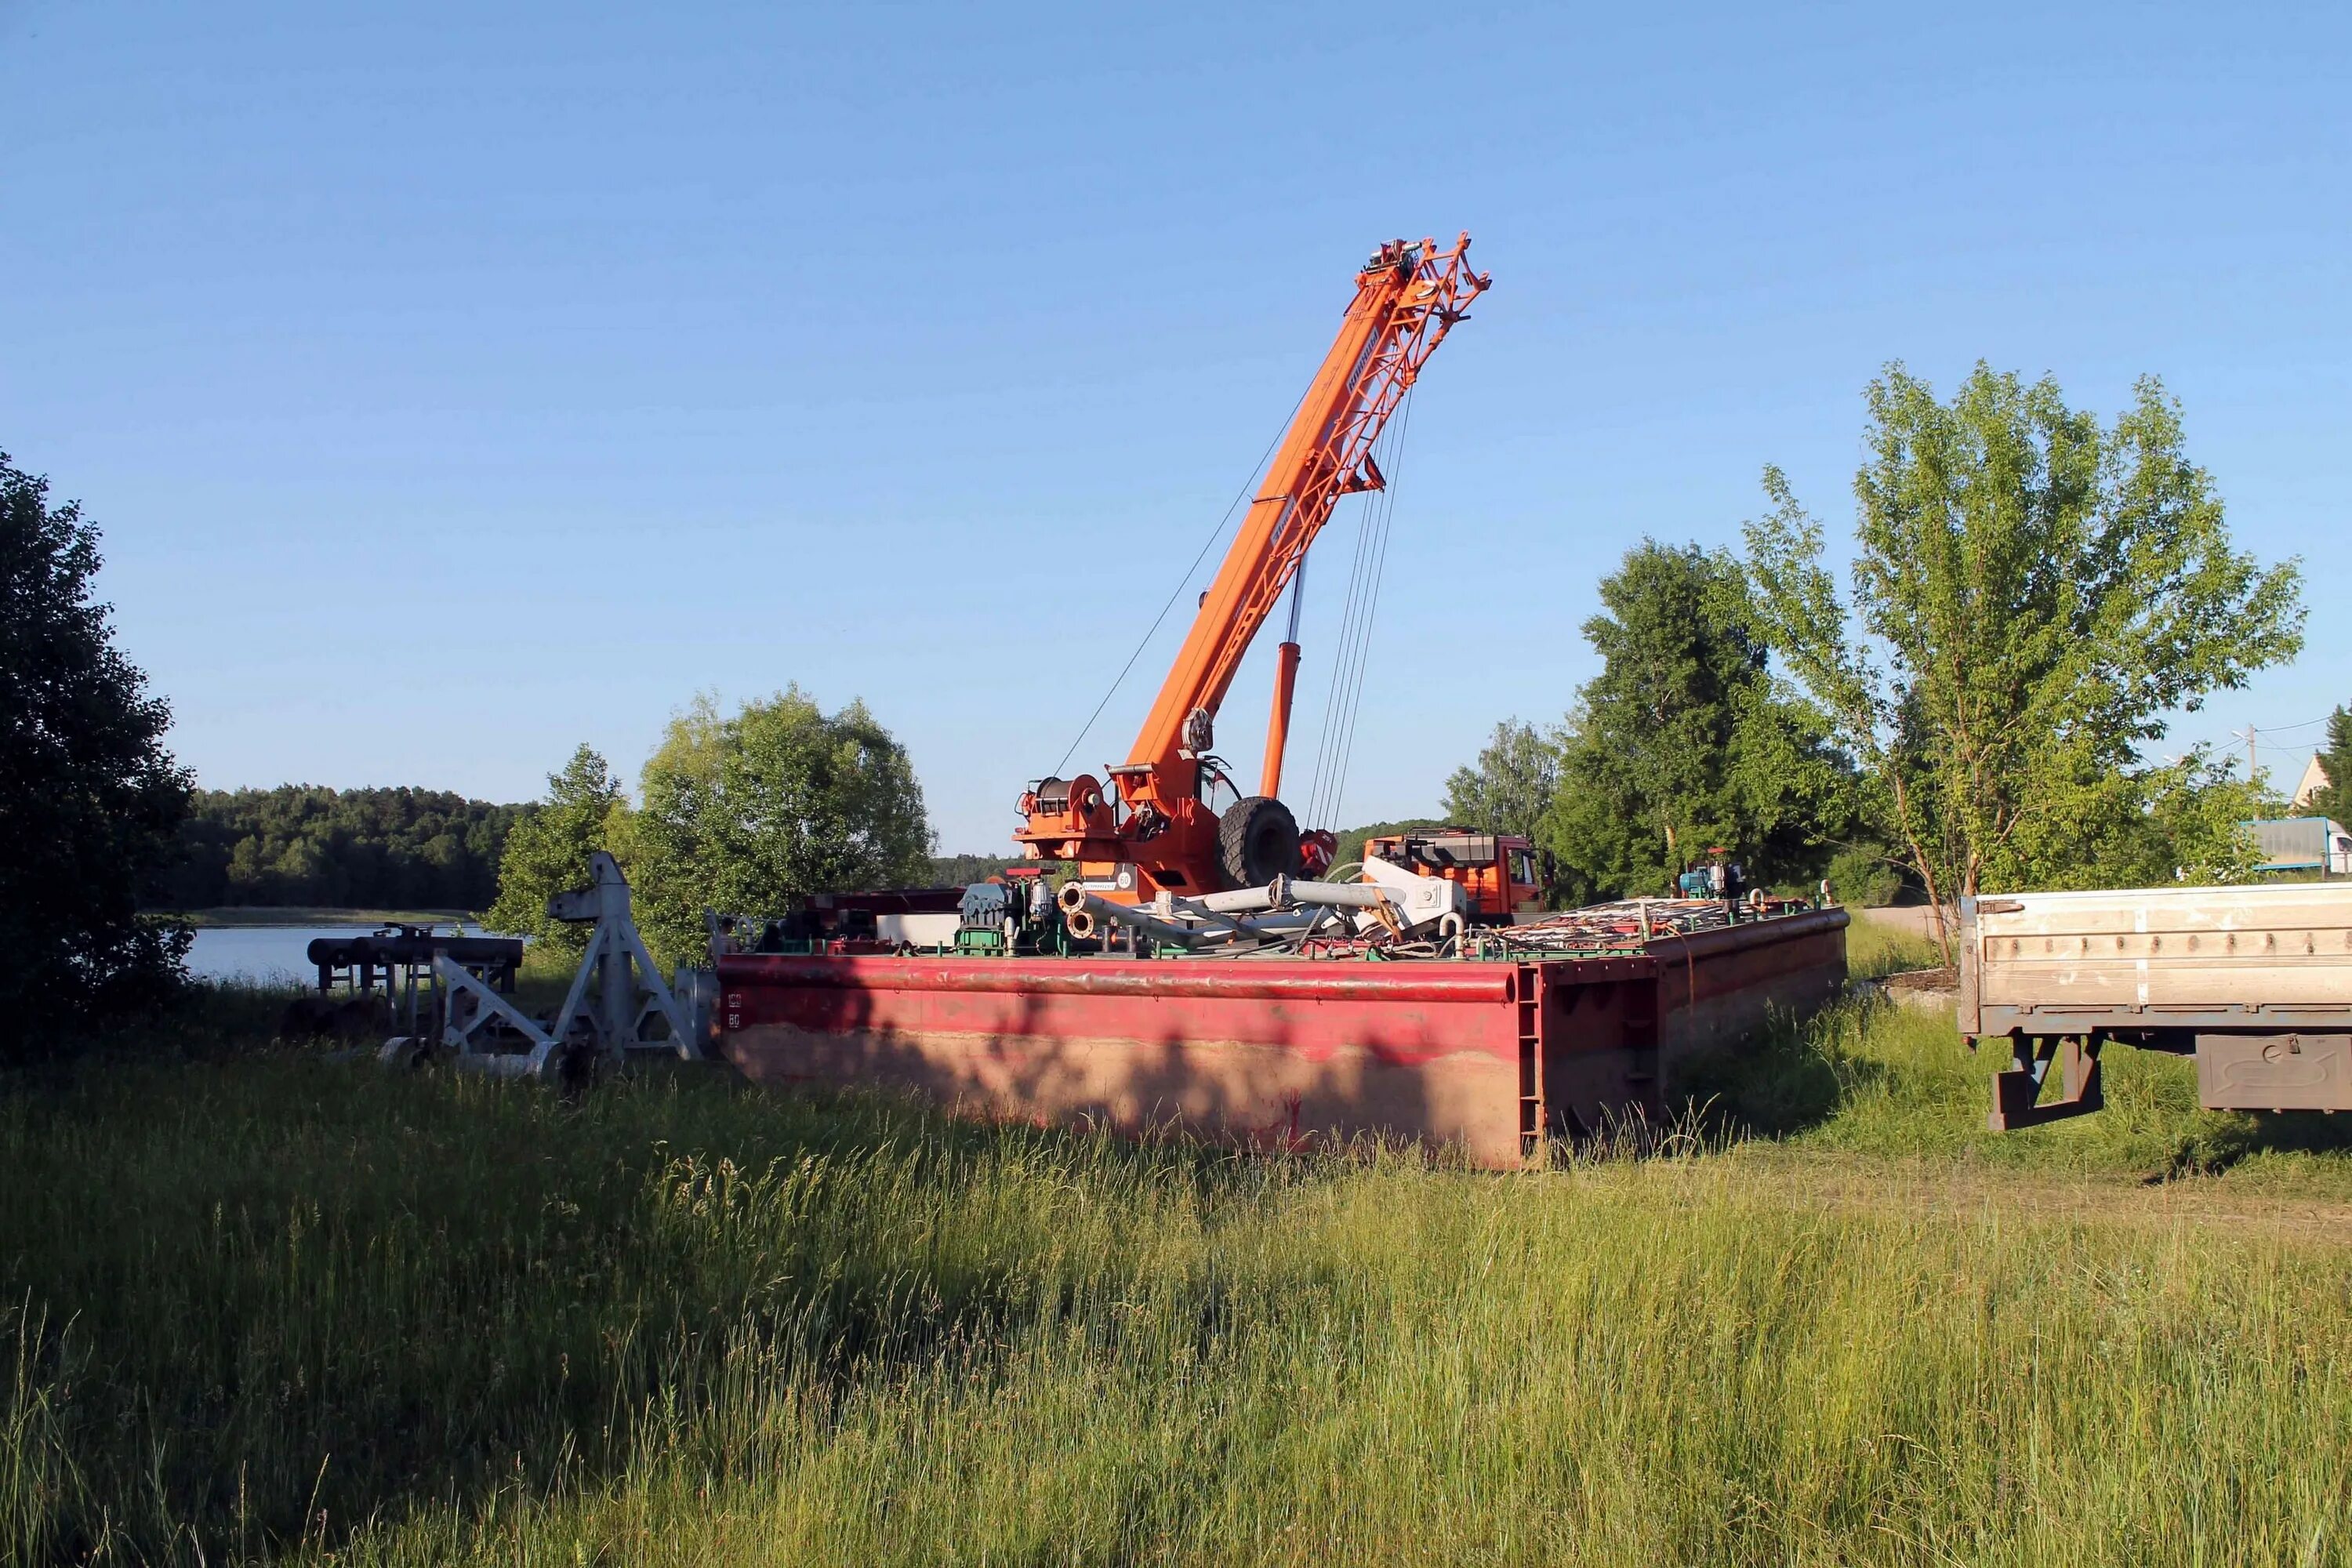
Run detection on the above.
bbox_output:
[1327,387,1414,823]
[1301,413,1390,828]
[1044,383,1310,784]
[1304,386,1414,829]
[1301,423,1387,826]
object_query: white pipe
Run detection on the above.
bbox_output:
[1062,892,1203,949]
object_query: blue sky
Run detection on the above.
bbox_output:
[2,2,2345,851]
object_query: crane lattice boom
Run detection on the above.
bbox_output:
[1016,234,1490,899]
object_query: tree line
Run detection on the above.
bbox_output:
[154,779,1023,919]
[160,786,523,911]
[1440,364,2305,954]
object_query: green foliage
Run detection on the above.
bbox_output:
[2038,746,2270,889]
[630,689,935,962]
[0,452,192,1036]
[1540,540,1857,903]
[928,853,1029,887]
[165,786,521,909]
[484,746,630,962]
[2306,706,2352,822]
[1441,720,1559,840]
[1823,844,1902,907]
[1745,365,2304,944]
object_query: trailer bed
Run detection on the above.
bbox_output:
[1960,883,2352,1125]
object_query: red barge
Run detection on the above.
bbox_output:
[715,906,1846,1167]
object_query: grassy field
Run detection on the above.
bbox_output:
[4,950,2351,1565]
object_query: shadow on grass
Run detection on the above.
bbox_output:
[1671,990,2352,1188]
[2148,1107,2352,1181]
[1670,999,1895,1141]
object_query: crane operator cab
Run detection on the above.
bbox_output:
[1361,829,1547,923]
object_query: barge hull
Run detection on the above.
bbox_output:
[717,909,1846,1166]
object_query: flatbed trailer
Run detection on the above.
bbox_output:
[715,906,1846,1167]
[1960,884,2352,1129]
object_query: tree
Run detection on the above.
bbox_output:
[2061,747,2270,889]
[2307,707,2352,822]
[1539,541,1856,903]
[630,689,935,963]
[0,453,193,1035]
[485,746,630,962]
[1744,364,2303,954]
[1442,721,1559,840]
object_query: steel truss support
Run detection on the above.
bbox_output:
[414,851,702,1079]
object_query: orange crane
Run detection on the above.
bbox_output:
[1015,234,1490,898]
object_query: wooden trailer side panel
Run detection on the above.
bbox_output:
[1965,884,2352,1029]
[1961,884,2352,1124]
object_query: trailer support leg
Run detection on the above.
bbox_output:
[1989,1033,2103,1131]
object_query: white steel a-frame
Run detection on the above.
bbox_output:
[428,851,701,1077]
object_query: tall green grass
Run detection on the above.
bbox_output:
[1686,985,2352,1196]
[3,1018,2351,1565]
[1842,915,1944,979]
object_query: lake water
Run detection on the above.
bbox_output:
[187,924,490,985]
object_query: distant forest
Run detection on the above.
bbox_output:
[157,788,1067,911]
[925,852,1033,887]
[158,786,524,911]
[156,786,1396,911]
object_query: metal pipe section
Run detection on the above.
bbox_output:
[1186,877,1389,916]
[1058,889,1204,949]
[1060,877,1395,947]
[1282,880,1390,910]
[1192,881,1283,914]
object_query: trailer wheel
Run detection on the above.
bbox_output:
[1218,796,1301,888]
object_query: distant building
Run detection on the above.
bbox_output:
[2247,816,2352,876]
[2292,752,2332,809]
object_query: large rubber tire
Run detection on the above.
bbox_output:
[1218,796,1302,889]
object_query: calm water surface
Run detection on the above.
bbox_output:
[187,924,488,985]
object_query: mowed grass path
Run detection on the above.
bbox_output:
[3,964,2350,1564]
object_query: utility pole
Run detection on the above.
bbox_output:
[2236,724,2259,786]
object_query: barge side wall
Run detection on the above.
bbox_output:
[717,910,1848,1166]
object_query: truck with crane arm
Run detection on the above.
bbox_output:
[1014,235,1491,902]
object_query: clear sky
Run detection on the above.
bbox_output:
[3,2,2346,851]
